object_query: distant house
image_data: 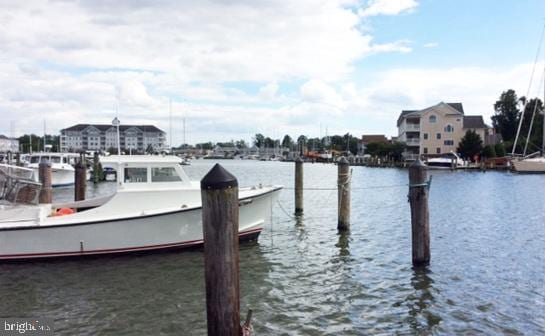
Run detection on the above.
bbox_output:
[212,145,239,158]
[360,134,388,155]
[397,102,491,160]
[60,124,166,153]
[0,135,19,153]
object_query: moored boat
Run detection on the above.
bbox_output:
[0,155,282,261]
[426,151,465,169]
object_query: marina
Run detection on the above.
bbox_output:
[1,159,544,334]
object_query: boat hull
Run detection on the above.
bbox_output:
[512,159,545,173]
[0,188,280,261]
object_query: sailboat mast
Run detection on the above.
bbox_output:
[169,99,172,152]
[543,67,545,155]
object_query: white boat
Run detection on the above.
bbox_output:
[0,155,282,261]
[26,152,82,187]
[426,152,465,169]
[512,154,545,173]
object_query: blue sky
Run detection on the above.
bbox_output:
[1,0,545,145]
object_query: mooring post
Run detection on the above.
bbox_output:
[450,157,455,171]
[295,156,303,215]
[38,162,52,204]
[337,156,351,231]
[93,151,101,184]
[408,159,430,266]
[201,164,241,336]
[7,152,12,165]
[15,153,21,166]
[75,154,86,201]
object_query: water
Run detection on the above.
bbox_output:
[1,160,544,335]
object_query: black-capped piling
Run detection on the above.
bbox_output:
[201,163,241,336]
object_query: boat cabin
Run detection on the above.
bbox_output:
[27,153,80,165]
[100,155,192,188]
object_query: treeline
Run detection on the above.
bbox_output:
[16,134,60,152]
[194,133,362,155]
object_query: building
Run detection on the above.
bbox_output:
[397,102,490,161]
[0,135,19,153]
[359,134,388,155]
[60,124,166,153]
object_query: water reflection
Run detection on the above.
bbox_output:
[407,267,441,334]
[335,231,351,257]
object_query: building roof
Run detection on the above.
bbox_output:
[397,102,465,126]
[447,103,464,114]
[397,110,419,126]
[361,134,388,144]
[61,124,165,133]
[463,116,486,129]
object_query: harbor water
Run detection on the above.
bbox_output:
[1,160,544,335]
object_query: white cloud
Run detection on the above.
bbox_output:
[258,82,279,100]
[423,42,439,48]
[359,0,418,17]
[370,39,412,54]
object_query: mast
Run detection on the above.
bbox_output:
[43,120,46,152]
[169,99,172,152]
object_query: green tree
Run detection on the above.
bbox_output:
[235,139,247,149]
[492,89,522,142]
[296,135,307,154]
[494,143,506,157]
[481,145,496,159]
[281,135,293,149]
[519,97,544,153]
[389,142,407,162]
[457,130,483,161]
[253,133,265,148]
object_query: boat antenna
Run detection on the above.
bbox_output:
[512,23,545,156]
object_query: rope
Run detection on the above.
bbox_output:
[283,184,407,191]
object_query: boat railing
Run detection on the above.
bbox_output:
[0,164,42,205]
[523,151,541,160]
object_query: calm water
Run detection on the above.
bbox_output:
[1,160,544,335]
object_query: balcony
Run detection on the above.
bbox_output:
[405,138,420,146]
[405,124,420,131]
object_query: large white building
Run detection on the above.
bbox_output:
[0,135,19,153]
[60,124,166,153]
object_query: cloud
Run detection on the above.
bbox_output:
[423,42,438,48]
[359,0,418,17]
[370,39,412,54]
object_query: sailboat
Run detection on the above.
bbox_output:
[512,75,545,173]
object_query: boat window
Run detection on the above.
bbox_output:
[429,115,437,123]
[50,156,61,163]
[124,167,148,183]
[152,167,182,182]
[63,157,68,164]
[30,156,40,164]
[40,156,49,163]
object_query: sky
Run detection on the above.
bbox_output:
[1,0,545,146]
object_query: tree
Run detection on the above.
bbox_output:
[481,145,496,159]
[495,143,506,157]
[296,135,307,154]
[389,142,407,162]
[457,130,483,161]
[519,97,544,153]
[281,135,293,149]
[253,133,265,148]
[492,89,521,142]
[235,139,247,149]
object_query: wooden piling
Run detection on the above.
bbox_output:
[295,157,303,215]
[408,159,430,266]
[201,164,241,336]
[38,162,52,204]
[93,152,101,184]
[337,156,350,231]
[75,156,86,202]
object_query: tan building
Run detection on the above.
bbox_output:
[397,102,489,160]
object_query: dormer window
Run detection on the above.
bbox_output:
[429,115,437,123]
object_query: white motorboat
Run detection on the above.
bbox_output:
[0,155,282,261]
[26,152,82,187]
[426,152,465,169]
